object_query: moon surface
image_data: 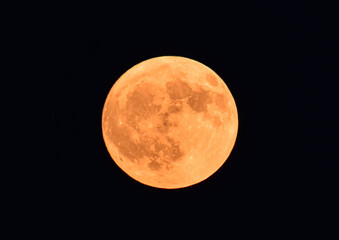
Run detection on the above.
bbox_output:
[102,56,238,189]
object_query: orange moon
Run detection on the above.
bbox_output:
[102,56,238,189]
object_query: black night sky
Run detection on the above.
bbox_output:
[4,1,337,237]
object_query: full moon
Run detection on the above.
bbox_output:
[102,56,238,189]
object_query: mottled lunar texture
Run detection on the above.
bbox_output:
[102,56,238,189]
